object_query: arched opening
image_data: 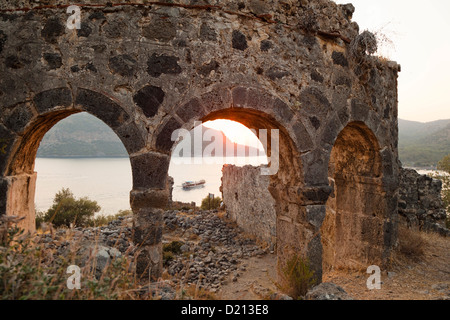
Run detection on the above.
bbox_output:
[186,107,305,280]
[168,119,267,206]
[2,88,140,232]
[137,86,314,282]
[34,112,132,224]
[322,122,386,272]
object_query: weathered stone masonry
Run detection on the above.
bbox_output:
[399,168,449,236]
[0,0,400,283]
[221,164,277,248]
[222,166,449,269]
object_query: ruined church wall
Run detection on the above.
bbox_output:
[221,164,276,248]
[0,0,402,280]
[399,168,449,236]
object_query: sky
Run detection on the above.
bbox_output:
[334,0,450,123]
[209,1,450,145]
[203,119,265,150]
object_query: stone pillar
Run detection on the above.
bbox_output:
[272,183,331,284]
[129,152,170,280]
[130,188,169,281]
[1,173,37,232]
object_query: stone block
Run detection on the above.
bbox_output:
[34,87,72,114]
[133,85,165,118]
[155,117,183,153]
[176,98,206,122]
[232,30,248,51]
[114,122,146,155]
[41,17,64,44]
[109,54,138,77]
[306,205,326,229]
[130,188,170,210]
[135,244,163,281]
[299,87,331,118]
[130,153,170,190]
[0,124,17,175]
[291,121,314,153]
[75,88,129,129]
[147,53,182,78]
[142,18,176,42]
[201,88,232,113]
[3,102,34,134]
[133,208,163,246]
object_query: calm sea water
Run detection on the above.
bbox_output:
[34,156,267,216]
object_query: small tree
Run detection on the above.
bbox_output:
[40,188,100,228]
[200,195,221,210]
[435,155,450,227]
[437,154,450,173]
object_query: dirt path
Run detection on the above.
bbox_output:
[216,230,449,300]
[323,231,450,300]
[163,210,449,300]
[217,253,278,300]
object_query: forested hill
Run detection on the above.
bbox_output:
[37,113,449,166]
[399,119,450,168]
[37,113,128,158]
[37,112,263,158]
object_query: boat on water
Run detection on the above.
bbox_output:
[182,179,206,190]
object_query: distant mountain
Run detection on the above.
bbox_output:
[37,113,128,158]
[398,118,450,168]
[37,112,264,158]
[38,113,448,167]
[172,125,263,157]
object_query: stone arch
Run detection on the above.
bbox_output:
[151,86,327,282]
[1,87,146,232]
[321,121,389,272]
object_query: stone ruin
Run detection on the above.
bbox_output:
[398,168,449,236]
[222,165,449,265]
[0,0,401,283]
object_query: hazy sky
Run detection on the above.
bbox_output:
[334,0,450,122]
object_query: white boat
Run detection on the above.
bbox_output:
[182,179,206,190]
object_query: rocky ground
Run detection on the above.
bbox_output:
[35,208,288,299]
[34,208,450,300]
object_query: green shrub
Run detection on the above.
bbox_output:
[200,195,221,210]
[89,210,132,227]
[280,254,316,299]
[163,241,184,266]
[37,188,100,228]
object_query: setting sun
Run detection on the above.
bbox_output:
[203,119,265,151]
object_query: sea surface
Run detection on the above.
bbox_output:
[34,156,267,216]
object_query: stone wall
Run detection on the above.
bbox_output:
[399,168,449,236]
[222,165,449,246]
[221,165,276,248]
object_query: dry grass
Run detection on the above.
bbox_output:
[395,225,426,262]
[1,215,223,300]
[179,283,218,300]
[277,253,317,300]
[0,217,142,300]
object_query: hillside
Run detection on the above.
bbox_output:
[37,112,263,158]
[172,125,263,157]
[399,119,450,167]
[37,113,449,166]
[37,113,128,158]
